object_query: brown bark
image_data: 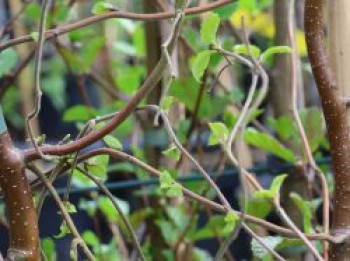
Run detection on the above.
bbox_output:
[0,133,39,260]
[305,1,350,260]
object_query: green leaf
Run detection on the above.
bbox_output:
[42,238,56,261]
[161,96,175,113]
[166,207,190,232]
[244,128,295,162]
[169,79,231,120]
[255,174,288,200]
[103,135,123,150]
[270,174,288,195]
[239,0,257,11]
[159,171,183,197]
[246,196,271,218]
[98,196,130,223]
[64,201,77,214]
[189,215,228,240]
[162,144,181,162]
[200,12,220,44]
[251,236,283,260]
[156,220,179,246]
[261,46,292,64]
[233,44,261,58]
[92,2,115,15]
[191,50,214,83]
[208,122,229,146]
[54,222,71,239]
[193,247,214,261]
[290,192,313,233]
[82,230,100,247]
[0,48,18,77]
[86,155,110,180]
[268,116,294,141]
[223,211,239,233]
[214,3,239,19]
[63,105,98,122]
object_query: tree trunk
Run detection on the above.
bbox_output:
[0,107,39,260]
[328,1,350,260]
[305,0,350,259]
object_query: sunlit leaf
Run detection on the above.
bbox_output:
[92,2,115,15]
[261,46,291,65]
[191,50,214,83]
[54,222,71,239]
[200,12,220,45]
[63,105,98,122]
[162,144,181,162]
[223,211,239,233]
[233,44,261,58]
[83,231,100,247]
[159,171,183,197]
[208,122,229,146]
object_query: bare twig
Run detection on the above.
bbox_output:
[77,166,146,261]
[27,164,96,261]
[25,0,51,160]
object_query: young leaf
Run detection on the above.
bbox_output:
[246,196,272,219]
[270,174,288,195]
[159,171,183,197]
[103,135,123,150]
[30,32,39,42]
[233,44,261,58]
[200,12,220,45]
[64,201,77,214]
[162,144,181,162]
[255,174,288,200]
[191,50,214,83]
[223,210,239,233]
[261,46,292,64]
[54,222,71,239]
[92,2,115,15]
[85,155,110,181]
[208,122,229,146]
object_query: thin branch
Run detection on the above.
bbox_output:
[0,0,233,52]
[77,166,146,261]
[288,1,329,259]
[25,0,51,160]
[23,3,185,160]
[27,164,96,261]
[144,105,232,210]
